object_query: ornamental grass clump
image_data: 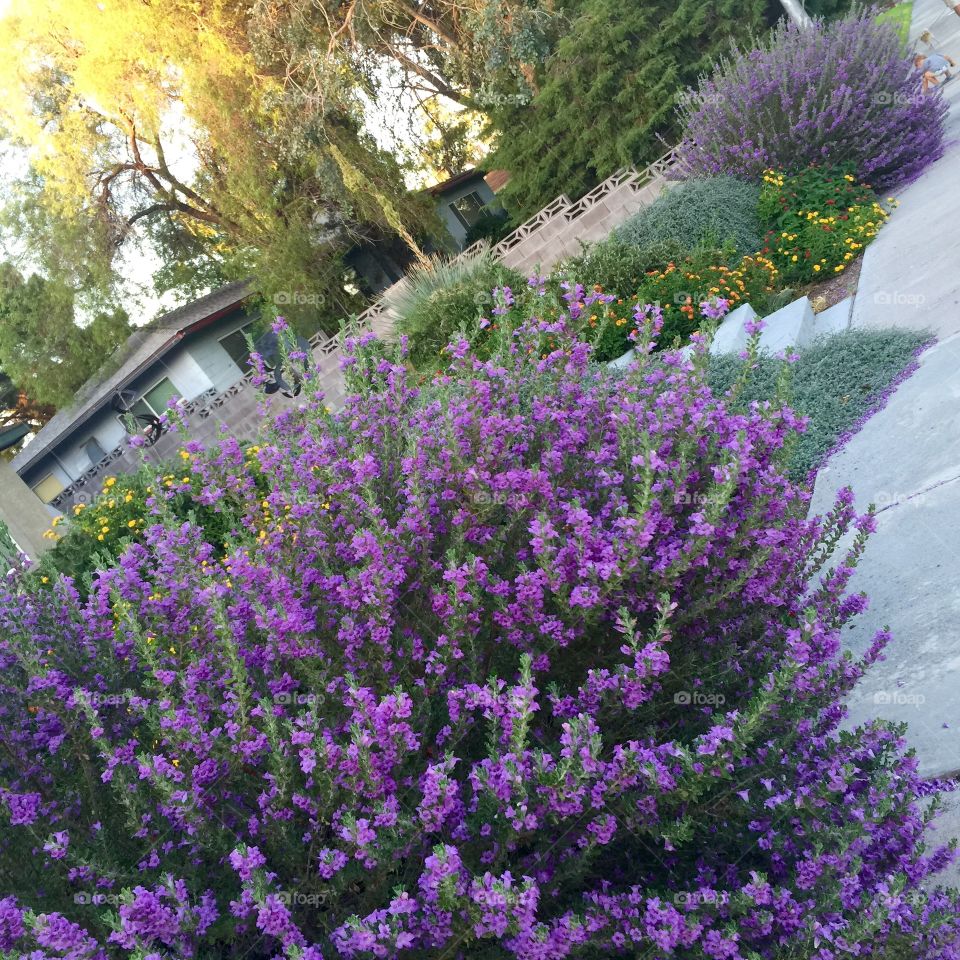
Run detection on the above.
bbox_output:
[1,308,959,959]
[676,11,947,191]
[387,246,523,369]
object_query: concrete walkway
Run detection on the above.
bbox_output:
[851,0,960,336]
[809,0,960,881]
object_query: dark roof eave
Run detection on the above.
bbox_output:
[425,167,487,197]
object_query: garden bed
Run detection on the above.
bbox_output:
[705,327,930,480]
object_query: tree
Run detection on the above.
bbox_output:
[490,0,769,218]
[0,265,130,411]
[0,0,443,334]
[0,371,55,433]
[245,0,562,116]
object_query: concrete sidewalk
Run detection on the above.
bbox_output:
[851,0,960,337]
[809,0,960,883]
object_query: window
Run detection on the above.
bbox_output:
[117,377,178,433]
[31,473,65,504]
[449,191,487,230]
[82,437,106,467]
[219,324,255,372]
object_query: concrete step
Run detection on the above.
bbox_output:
[709,297,818,357]
[812,296,854,339]
[709,303,758,356]
[756,296,816,354]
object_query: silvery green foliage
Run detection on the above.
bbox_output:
[614,177,764,259]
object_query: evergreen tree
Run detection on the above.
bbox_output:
[0,265,130,411]
[491,0,769,218]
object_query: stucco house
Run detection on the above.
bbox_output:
[13,281,258,506]
[428,169,508,249]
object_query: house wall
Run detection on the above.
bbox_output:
[435,177,496,249]
[20,310,257,493]
[180,311,256,392]
[43,324,354,515]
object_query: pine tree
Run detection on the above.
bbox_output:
[491,0,769,218]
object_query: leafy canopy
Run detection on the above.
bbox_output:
[0,264,130,411]
[0,0,443,332]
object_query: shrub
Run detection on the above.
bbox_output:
[462,203,514,247]
[1,312,959,959]
[561,235,689,301]
[489,0,768,218]
[675,12,947,191]
[758,167,891,283]
[387,247,523,368]
[571,247,781,360]
[31,447,268,592]
[639,250,781,343]
[613,176,764,258]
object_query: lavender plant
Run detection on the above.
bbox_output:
[675,12,947,191]
[0,300,958,959]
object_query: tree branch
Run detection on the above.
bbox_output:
[387,48,469,105]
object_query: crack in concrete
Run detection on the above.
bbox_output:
[874,471,960,514]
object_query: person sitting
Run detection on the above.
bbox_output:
[915,52,956,93]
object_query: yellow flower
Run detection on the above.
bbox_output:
[813,264,821,272]
[97,534,105,541]
[128,519,137,528]
[105,477,117,487]
[179,450,191,460]
[41,576,49,584]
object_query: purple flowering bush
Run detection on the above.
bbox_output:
[675,12,947,191]
[1,298,959,959]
